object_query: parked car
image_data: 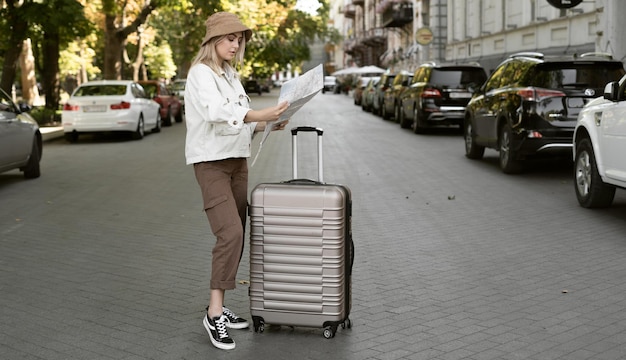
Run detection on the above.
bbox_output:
[353,76,375,106]
[0,88,42,178]
[323,76,337,94]
[138,80,183,126]
[260,80,271,93]
[573,73,626,208]
[464,52,625,173]
[361,77,381,112]
[381,70,413,121]
[170,79,186,111]
[399,62,487,133]
[62,80,161,142]
[244,79,262,95]
[372,73,396,116]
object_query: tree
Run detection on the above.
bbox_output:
[101,0,159,79]
[31,0,92,110]
[149,0,217,79]
[0,0,31,95]
[221,0,339,79]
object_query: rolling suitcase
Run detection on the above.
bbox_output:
[249,126,353,339]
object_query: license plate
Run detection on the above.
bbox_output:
[567,98,586,108]
[83,105,106,112]
[449,92,471,99]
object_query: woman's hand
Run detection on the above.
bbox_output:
[245,101,289,123]
[272,120,289,131]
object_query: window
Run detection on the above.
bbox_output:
[75,85,127,96]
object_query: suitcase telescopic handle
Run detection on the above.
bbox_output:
[291,126,324,182]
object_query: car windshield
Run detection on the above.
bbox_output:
[74,85,127,96]
[430,69,487,88]
[527,63,625,89]
[172,82,185,91]
[141,84,158,98]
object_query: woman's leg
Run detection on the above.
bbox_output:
[193,160,245,299]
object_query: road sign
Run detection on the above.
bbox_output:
[546,0,583,9]
[415,27,433,46]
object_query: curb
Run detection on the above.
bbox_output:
[41,127,64,142]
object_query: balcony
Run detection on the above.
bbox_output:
[362,28,387,47]
[344,38,356,54]
[380,1,413,28]
[344,4,356,18]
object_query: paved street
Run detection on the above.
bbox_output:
[1,88,626,360]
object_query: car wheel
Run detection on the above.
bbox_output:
[412,107,426,134]
[152,112,162,133]
[381,102,389,120]
[132,115,145,140]
[574,138,616,208]
[23,139,41,179]
[464,120,484,159]
[399,105,410,129]
[175,107,183,123]
[64,132,78,143]
[163,107,173,126]
[499,123,523,174]
[393,104,401,123]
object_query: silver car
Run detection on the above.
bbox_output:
[0,88,42,179]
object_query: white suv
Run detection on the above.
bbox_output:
[573,74,626,208]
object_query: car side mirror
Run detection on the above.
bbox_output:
[604,81,619,101]
[18,103,32,112]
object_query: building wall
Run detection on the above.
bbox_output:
[328,0,626,74]
[445,0,600,72]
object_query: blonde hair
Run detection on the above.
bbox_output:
[191,34,247,75]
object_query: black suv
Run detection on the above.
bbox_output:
[464,52,625,173]
[399,62,487,133]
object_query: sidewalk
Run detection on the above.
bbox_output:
[40,126,64,141]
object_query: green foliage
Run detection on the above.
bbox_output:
[1,0,336,104]
[29,106,61,126]
[222,0,336,79]
[143,42,178,80]
[59,39,101,80]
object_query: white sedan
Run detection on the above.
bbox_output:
[62,80,161,142]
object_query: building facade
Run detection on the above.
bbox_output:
[327,0,626,75]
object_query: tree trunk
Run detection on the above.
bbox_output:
[19,39,42,106]
[103,2,158,80]
[0,1,28,96]
[131,30,145,81]
[104,15,124,80]
[42,30,61,111]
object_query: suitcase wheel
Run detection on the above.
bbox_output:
[342,318,352,329]
[323,326,336,339]
[252,316,265,333]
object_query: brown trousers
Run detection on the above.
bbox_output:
[193,158,248,290]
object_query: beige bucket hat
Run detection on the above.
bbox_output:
[201,12,252,46]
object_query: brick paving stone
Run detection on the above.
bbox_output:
[2,90,626,359]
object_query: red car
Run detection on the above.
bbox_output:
[138,80,183,126]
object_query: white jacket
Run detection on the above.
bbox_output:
[184,64,257,165]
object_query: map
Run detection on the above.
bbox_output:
[251,64,323,166]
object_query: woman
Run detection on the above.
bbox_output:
[184,12,289,351]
